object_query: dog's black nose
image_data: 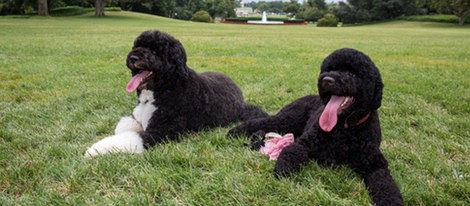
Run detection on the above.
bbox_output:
[129,55,139,64]
[322,76,335,86]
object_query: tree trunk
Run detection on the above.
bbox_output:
[460,10,470,26]
[95,0,105,17]
[38,0,48,16]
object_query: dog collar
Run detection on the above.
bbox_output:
[344,112,371,128]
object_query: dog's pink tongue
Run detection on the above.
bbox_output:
[319,95,346,132]
[126,71,150,93]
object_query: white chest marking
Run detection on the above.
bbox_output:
[132,90,157,131]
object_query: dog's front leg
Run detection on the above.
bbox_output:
[273,142,310,178]
[84,131,145,157]
[114,115,143,134]
[362,167,404,205]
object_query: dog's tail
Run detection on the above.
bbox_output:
[239,103,269,121]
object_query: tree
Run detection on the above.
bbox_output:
[95,0,105,16]
[430,0,470,25]
[283,0,300,17]
[303,7,326,21]
[257,3,269,12]
[0,0,33,15]
[296,0,328,21]
[308,0,327,10]
[173,7,192,19]
[206,0,235,18]
[38,0,48,16]
[332,0,418,23]
[120,0,151,14]
[214,0,236,18]
[250,1,259,13]
[370,0,404,19]
[332,2,356,23]
[151,0,176,17]
[267,1,283,13]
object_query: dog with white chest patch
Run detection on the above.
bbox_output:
[85,30,267,157]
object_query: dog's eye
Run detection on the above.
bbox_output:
[338,71,355,77]
[343,70,357,77]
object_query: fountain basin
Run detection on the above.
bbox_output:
[220,19,308,25]
[246,20,284,24]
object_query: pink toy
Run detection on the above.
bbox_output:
[260,132,295,160]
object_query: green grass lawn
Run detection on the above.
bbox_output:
[1,11,469,205]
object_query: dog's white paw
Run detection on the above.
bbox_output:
[85,131,145,157]
[114,116,143,135]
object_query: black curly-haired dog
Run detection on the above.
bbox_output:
[85,30,267,156]
[228,48,404,205]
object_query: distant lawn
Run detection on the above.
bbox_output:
[1,11,469,205]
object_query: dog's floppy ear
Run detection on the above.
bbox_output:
[358,49,382,111]
[167,39,188,78]
[145,30,188,78]
[370,69,383,110]
[153,30,188,78]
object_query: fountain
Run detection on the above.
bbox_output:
[261,11,267,22]
[220,10,307,25]
[247,11,284,25]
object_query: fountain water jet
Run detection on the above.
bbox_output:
[247,11,283,25]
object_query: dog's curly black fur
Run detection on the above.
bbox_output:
[128,30,267,148]
[85,30,267,156]
[228,48,404,205]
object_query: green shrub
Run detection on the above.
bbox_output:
[49,6,120,16]
[223,18,247,22]
[105,7,122,12]
[191,10,212,23]
[283,19,306,23]
[317,13,338,27]
[24,5,33,14]
[398,15,470,24]
[50,6,93,16]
